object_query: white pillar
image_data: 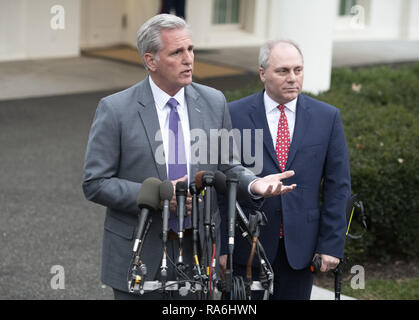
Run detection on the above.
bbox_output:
[185,0,213,47]
[407,0,419,40]
[267,0,338,94]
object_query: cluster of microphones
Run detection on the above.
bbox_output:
[128,170,274,300]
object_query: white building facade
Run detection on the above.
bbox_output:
[1,0,418,93]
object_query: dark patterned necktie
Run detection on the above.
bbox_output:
[275,104,290,238]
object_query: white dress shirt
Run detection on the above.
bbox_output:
[149,77,191,181]
[264,91,297,148]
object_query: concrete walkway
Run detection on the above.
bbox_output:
[311,285,356,300]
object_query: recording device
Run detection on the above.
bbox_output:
[159,180,174,289]
[129,177,162,293]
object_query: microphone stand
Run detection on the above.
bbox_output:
[235,203,273,299]
[202,172,215,299]
[128,217,152,294]
[176,182,188,286]
[160,200,169,293]
[190,182,203,297]
[226,175,239,299]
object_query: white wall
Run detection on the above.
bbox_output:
[0,0,26,61]
[187,0,269,48]
[407,0,419,40]
[0,0,80,61]
[333,0,416,41]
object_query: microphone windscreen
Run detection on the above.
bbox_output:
[189,182,197,195]
[202,171,214,186]
[214,170,227,194]
[159,180,173,201]
[137,177,162,210]
[226,172,239,183]
[176,181,188,195]
[194,170,205,190]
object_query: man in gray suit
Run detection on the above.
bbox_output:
[82,14,295,300]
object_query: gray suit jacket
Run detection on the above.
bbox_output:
[82,77,257,292]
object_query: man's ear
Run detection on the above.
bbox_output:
[259,67,266,83]
[144,53,158,72]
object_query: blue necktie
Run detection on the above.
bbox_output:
[167,98,190,231]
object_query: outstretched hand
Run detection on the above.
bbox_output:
[250,170,297,198]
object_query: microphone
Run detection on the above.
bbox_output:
[214,170,239,295]
[134,177,162,253]
[159,180,174,245]
[176,181,188,235]
[189,181,200,251]
[195,171,216,297]
[226,173,239,249]
[189,181,201,281]
[159,180,173,290]
[195,171,214,227]
[129,177,161,293]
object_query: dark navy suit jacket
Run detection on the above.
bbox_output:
[220,91,351,270]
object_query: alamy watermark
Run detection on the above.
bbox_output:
[350,264,365,290]
[50,265,65,290]
[350,5,365,30]
[154,127,265,175]
[50,5,65,30]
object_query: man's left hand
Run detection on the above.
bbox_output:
[317,254,340,272]
[250,170,297,198]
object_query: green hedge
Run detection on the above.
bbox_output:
[224,62,419,262]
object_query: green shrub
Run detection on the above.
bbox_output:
[224,62,419,262]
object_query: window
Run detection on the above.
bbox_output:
[339,0,358,16]
[212,0,241,24]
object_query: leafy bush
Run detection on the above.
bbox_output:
[224,62,419,262]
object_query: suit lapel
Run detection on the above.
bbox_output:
[136,77,167,181]
[249,91,281,172]
[285,94,312,170]
[185,85,204,180]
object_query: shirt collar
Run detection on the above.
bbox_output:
[149,76,186,111]
[264,90,297,114]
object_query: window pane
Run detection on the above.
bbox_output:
[339,0,358,16]
[213,0,241,24]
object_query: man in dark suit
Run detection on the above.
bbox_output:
[83,15,296,300]
[219,40,351,300]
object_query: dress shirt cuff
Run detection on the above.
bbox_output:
[248,178,263,199]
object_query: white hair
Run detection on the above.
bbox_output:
[258,39,304,69]
[137,14,191,70]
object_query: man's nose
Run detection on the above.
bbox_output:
[287,71,296,81]
[183,50,194,64]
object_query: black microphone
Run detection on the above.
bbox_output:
[226,173,239,250]
[129,177,161,293]
[189,182,199,248]
[202,171,215,227]
[176,181,188,266]
[176,181,187,235]
[214,170,237,295]
[159,180,173,289]
[134,177,162,253]
[159,180,174,245]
